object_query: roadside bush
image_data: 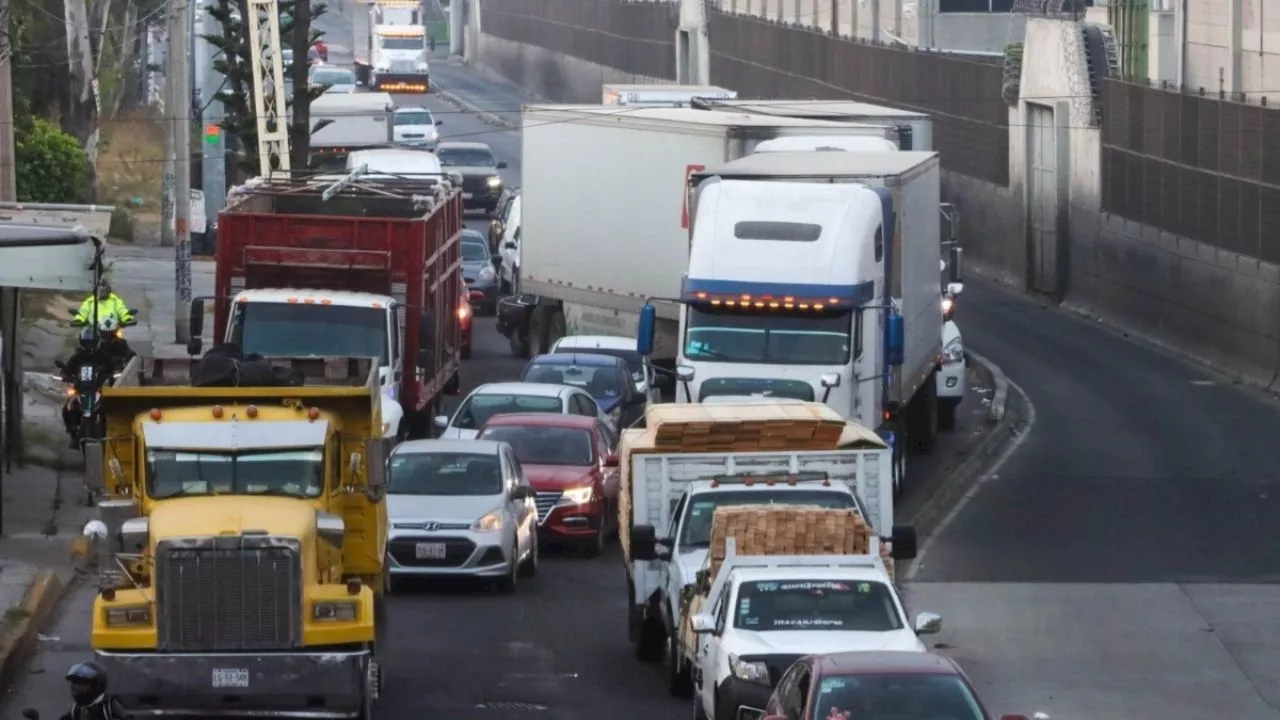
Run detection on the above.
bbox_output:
[15,117,87,203]
[108,205,135,241]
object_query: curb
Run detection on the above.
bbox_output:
[0,569,69,693]
[901,353,1025,548]
[432,84,519,131]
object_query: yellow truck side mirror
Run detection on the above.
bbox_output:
[364,439,386,488]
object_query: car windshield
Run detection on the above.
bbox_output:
[396,110,434,126]
[679,490,855,548]
[462,240,489,262]
[438,147,496,167]
[231,303,387,363]
[812,674,985,720]
[379,37,423,50]
[555,345,645,385]
[522,363,622,402]
[147,449,324,499]
[312,68,354,85]
[479,426,595,466]
[734,579,903,632]
[685,305,854,365]
[452,394,563,429]
[387,452,502,495]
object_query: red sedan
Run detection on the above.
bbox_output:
[477,413,620,555]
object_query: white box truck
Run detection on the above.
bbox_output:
[636,151,944,497]
[494,105,901,375]
[691,98,934,151]
[308,92,395,171]
[602,84,737,107]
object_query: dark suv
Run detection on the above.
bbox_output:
[437,142,508,216]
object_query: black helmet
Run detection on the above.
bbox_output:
[65,661,107,705]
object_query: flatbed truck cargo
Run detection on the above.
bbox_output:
[494,105,899,365]
[637,150,946,498]
[618,401,916,697]
[188,173,465,439]
[690,98,934,151]
[84,355,389,719]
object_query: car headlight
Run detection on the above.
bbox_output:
[472,509,504,532]
[416,61,429,71]
[729,655,770,685]
[313,601,358,622]
[943,336,964,363]
[478,265,496,282]
[558,485,594,505]
[486,175,502,188]
[941,296,954,315]
[105,605,151,627]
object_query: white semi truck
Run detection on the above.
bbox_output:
[637,151,947,497]
[353,0,430,91]
[494,105,901,375]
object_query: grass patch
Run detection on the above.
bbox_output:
[98,109,166,241]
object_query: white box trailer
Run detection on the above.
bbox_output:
[309,93,395,170]
[494,105,902,365]
[691,98,934,151]
[602,84,737,107]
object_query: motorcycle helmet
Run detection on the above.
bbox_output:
[78,325,95,349]
[65,661,108,705]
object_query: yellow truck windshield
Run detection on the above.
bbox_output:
[147,448,325,499]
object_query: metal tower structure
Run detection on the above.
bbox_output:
[245,0,291,176]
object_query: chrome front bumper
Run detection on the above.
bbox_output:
[97,648,370,718]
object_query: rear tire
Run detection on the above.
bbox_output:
[633,615,664,662]
[667,621,693,697]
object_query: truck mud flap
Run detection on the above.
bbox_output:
[496,296,534,338]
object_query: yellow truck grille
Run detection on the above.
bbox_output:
[156,538,303,652]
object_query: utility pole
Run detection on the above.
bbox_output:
[448,0,463,56]
[161,1,178,249]
[0,0,19,477]
[199,2,226,246]
[174,0,193,343]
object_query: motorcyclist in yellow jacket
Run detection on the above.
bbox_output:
[73,282,133,327]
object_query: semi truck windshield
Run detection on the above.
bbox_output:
[684,306,855,365]
[147,449,325,499]
[232,303,388,363]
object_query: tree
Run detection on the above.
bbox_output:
[14,118,88,203]
[204,0,328,176]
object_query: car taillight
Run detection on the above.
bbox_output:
[457,302,471,321]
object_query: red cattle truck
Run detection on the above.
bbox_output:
[186,174,465,439]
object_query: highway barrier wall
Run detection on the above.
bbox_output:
[463,4,1280,389]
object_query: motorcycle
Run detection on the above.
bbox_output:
[59,309,138,450]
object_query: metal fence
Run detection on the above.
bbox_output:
[1101,78,1280,263]
[708,11,1009,185]
[480,0,676,80]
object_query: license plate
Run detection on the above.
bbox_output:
[79,366,94,381]
[415,542,446,559]
[462,192,474,200]
[211,668,249,688]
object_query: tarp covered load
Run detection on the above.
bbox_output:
[191,344,305,388]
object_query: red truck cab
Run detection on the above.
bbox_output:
[187,174,465,439]
[477,413,620,555]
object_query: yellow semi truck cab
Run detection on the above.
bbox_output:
[84,355,389,719]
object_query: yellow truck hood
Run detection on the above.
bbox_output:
[149,496,315,540]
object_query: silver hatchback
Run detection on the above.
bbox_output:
[385,439,539,592]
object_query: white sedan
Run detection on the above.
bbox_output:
[434,382,619,442]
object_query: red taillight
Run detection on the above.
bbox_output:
[457,303,471,321]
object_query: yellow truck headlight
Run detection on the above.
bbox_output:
[313,601,358,622]
[105,605,151,626]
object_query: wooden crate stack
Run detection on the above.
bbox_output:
[680,593,706,654]
[648,403,846,452]
[707,505,878,583]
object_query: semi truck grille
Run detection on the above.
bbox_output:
[391,59,416,72]
[534,491,561,522]
[156,539,302,652]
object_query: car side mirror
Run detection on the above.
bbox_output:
[503,241,517,250]
[914,612,942,634]
[690,613,715,634]
[496,160,508,169]
[604,454,619,467]
[435,120,443,126]
[433,415,449,429]
[631,524,657,561]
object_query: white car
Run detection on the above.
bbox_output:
[550,335,661,404]
[692,562,939,720]
[937,286,965,430]
[434,382,619,442]
[385,439,538,592]
[393,106,442,150]
[494,191,521,292]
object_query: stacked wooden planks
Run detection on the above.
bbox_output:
[707,505,874,583]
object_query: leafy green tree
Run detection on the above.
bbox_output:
[204,0,329,175]
[15,118,88,203]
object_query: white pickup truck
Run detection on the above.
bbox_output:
[689,539,942,720]
[626,441,918,697]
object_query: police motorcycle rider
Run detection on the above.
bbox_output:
[71,281,136,362]
[19,661,122,720]
[57,283,138,448]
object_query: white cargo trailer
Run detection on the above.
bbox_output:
[495,105,902,369]
[691,98,934,151]
[602,84,737,107]
[308,92,395,171]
